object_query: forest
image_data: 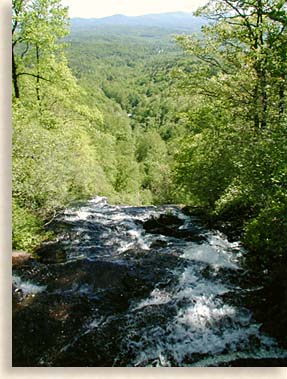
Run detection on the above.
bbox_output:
[12,0,287,360]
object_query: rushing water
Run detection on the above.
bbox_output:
[12,197,287,366]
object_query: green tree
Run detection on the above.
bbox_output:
[12,0,109,250]
[136,130,171,203]
[12,0,69,100]
[174,0,287,268]
[177,0,287,130]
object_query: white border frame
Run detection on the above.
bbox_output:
[1,0,286,376]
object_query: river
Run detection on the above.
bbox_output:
[12,197,287,366]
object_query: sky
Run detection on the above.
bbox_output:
[61,0,208,19]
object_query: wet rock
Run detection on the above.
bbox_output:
[12,256,174,366]
[12,244,181,367]
[13,292,95,366]
[51,313,126,367]
[247,262,287,348]
[150,239,168,249]
[12,284,25,316]
[35,242,67,264]
[144,214,184,229]
[143,214,206,242]
[15,259,135,293]
[12,200,287,367]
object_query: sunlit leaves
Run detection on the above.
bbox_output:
[173,0,287,266]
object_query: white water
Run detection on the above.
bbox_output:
[63,197,287,366]
[118,262,286,367]
[14,196,287,366]
[13,275,47,295]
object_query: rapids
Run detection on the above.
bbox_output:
[12,197,287,366]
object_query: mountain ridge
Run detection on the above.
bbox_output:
[71,12,206,32]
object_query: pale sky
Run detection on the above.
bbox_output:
[61,0,208,18]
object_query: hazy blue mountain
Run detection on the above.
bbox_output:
[71,12,206,33]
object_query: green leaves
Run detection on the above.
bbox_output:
[244,197,287,268]
[173,0,287,266]
[12,0,70,100]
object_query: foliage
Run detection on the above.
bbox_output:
[136,130,172,203]
[11,0,287,347]
[13,2,194,251]
[67,24,188,204]
[173,126,239,207]
[13,0,287,285]
[243,196,287,269]
[12,0,70,100]
[173,0,287,263]
[12,199,50,251]
[172,2,287,335]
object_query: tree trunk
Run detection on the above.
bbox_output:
[12,48,20,99]
[36,45,40,102]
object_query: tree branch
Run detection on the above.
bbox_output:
[16,72,51,82]
[193,53,233,75]
[21,42,30,59]
[223,0,256,42]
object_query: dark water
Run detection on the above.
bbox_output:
[12,197,287,366]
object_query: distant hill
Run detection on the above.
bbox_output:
[71,12,206,33]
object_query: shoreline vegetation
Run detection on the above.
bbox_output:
[12,0,287,350]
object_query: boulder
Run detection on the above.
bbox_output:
[12,251,33,268]
[143,214,206,242]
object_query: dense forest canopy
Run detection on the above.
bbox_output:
[12,0,287,336]
[174,0,287,266]
[12,1,204,250]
